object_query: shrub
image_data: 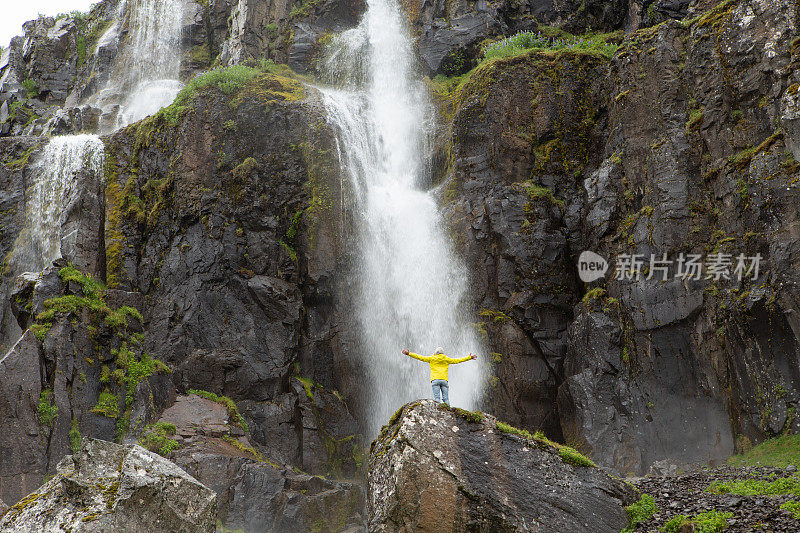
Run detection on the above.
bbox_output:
[622,494,657,532]
[21,78,39,98]
[139,422,180,457]
[91,388,120,418]
[37,389,58,426]
[661,510,732,533]
[69,419,82,454]
[482,30,619,62]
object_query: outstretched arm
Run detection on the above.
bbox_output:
[402,349,432,362]
[448,353,478,364]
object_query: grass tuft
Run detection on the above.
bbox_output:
[727,434,800,468]
[188,389,249,432]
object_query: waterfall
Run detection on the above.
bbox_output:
[11,135,105,273]
[89,0,185,129]
[10,0,184,273]
[320,0,486,434]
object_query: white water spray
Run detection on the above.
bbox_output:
[320,0,486,434]
[89,0,185,129]
[13,0,185,272]
[12,135,105,273]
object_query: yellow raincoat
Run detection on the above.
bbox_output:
[408,352,472,381]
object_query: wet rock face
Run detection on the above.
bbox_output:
[174,441,367,532]
[104,82,356,408]
[160,392,367,532]
[369,400,636,532]
[217,0,366,72]
[0,438,217,533]
[440,0,800,476]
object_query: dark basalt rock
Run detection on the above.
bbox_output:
[369,400,637,532]
[440,0,800,476]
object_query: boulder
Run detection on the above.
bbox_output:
[0,438,216,532]
[368,400,636,532]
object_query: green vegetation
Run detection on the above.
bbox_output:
[32,264,143,340]
[708,475,800,497]
[495,420,596,467]
[621,494,658,533]
[523,182,565,209]
[37,389,58,427]
[91,388,120,418]
[154,60,305,126]
[582,287,607,303]
[139,422,180,456]
[439,404,483,423]
[21,79,39,99]
[781,499,800,519]
[661,510,732,533]
[482,30,620,62]
[4,141,41,170]
[558,446,595,467]
[727,434,800,468]
[295,377,315,400]
[686,108,704,134]
[69,419,82,454]
[223,435,280,468]
[188,389,249,432]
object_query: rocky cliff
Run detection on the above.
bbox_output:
[437,0,800,476]
[0,0,799,530]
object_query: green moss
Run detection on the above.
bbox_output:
[728,434,800,468]
[21,79,39,99]
[558,446,596,467]
[222,435,281,468]
[296,377,315,400]
[31,323,52,342]
[582,287,607,303]
[104,306,143,328]
[686,108,704,134]
[478,309,510,323]
[115,345,170,407]
[621,494,657,533]
[69,418,82,454]
[780,499,800,519]
[91,388,120,418]
[2,492,40,522]
[232,157,258,181]
[139,422,180,456]
[4,142,41,170]
[187,43,212,67]
[661,510,732,533]
[440,404,483,423]
[37,389,58,427]
[728,130,784,170]
[523,182,565,208]
[496,420,596,467]
[708,475,800,496]
[188,389,249,432]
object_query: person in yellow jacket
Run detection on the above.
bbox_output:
[401,347,477,406]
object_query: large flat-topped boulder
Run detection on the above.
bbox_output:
[369,400,637,532]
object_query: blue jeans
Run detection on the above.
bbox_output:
[431,379,449,405]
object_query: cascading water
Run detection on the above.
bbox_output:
[89,0,185,129]
[11,0,185,272]
[10,135,105,273]
[320,0,486,435]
